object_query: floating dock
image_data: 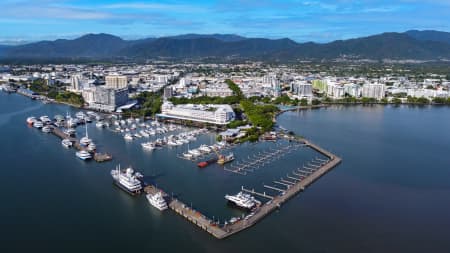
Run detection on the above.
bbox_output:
[144,137,341,239]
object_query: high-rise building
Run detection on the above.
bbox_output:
[291,81,313,99]
[83,87,128,112]
[69,74,82,92]
[362,83,385,99]
[105,75,128,89]
[164,87,173,99]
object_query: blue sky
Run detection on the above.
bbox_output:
[1,0,449,44]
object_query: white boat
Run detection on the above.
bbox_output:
[140,130,149,138]
[188,149,201,157]
[64,128,76,137]
[110,165,143,195]
[167,140,178,146]
[42,125,52,133]
[124,133,134,141]
[146,192,168,211]
[33,120,44,128]
[76,150,92,160]
[61,139,72,148]
[96,121,106,128]
[141,142,155,150]
[225,192,261,210]
[80,124,92,146]
[199,144,211,153]
[26,116,36,125]
[87,142,96,152]
[183,153,193,159]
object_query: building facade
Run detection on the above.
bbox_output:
[105,75,128,89]
[158,101,235,125]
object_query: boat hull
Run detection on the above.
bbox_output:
[113,180,142,196]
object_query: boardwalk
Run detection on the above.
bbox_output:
[147,137,341,239]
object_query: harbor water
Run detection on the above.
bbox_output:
[1,92,450,252]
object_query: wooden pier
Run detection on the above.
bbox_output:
[51,127,112,162]
[148,137,341,239]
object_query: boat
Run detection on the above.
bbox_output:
[76,150,92,160]
[96,121,106,128]
[167,140,178,146]
[197,157,218,168]
[61,139,72,148]
[110,165,143,195]
[64,128,76,137]
[146,192,168,211]
[80,124,92,146]
[188,149,201,157]
[33,120,44,128]
[124,133,134,141]
[217,152,235,165]
[42,125,52,133]
[87,142,96,152]
[199,144,211,153]
[141,142,155,150]
[225,191,261,210]
[26,117,36,125]
[182,152,193,159]
[140,130,149,138]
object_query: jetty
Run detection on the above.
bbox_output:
[51,127,112,162]
[143,138,341,239]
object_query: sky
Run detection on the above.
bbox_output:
[1,0,450,44]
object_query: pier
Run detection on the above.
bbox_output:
[51,127,112,162]
[146,138,341,239]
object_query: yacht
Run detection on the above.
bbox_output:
[76,150,92,160]
[225,191,261,210]
[124,133,134,141]
[96,121,106,128]
[61,139,72,148]
[26,117,36,125]
[182,152,193,159]
[141,142,155,150]
[199,144,211,153]
[167,139,178,146]
[42,125,52,133]
[188,149,201,157]
[146,192,168,211]
[140,130,149,138]
[33,120,44,129]
[80,124,92,146]
[64,128,76,137]
[110,165,143,195]
[218,152,235,165]
[87,142,96,152]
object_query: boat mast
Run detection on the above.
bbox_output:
[85,122,88,139]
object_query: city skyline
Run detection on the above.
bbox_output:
[1,0,450,44]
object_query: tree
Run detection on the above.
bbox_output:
[312,99,321,105]
[300,98,308,106]
[392,98,402,104]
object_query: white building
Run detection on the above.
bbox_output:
[344,83,361,97]
[291,81,313,99]
[105,75,128,89]
[362,83,385,99]
[327,82,345,99]
[158,101,235,125]
[69,74,83,92]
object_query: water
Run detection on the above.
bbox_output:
[1,93,450,252]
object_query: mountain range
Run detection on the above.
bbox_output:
[1,30,450,62]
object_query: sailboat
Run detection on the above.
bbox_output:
[80,123,92,146]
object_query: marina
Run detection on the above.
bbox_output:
[137,137,341,239]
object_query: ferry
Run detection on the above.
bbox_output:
[110,165,143,195]
[225,191,261,210]
[146,192,168,211]
[76,150,92,160]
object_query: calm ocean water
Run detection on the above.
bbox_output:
[1,92,449,253]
